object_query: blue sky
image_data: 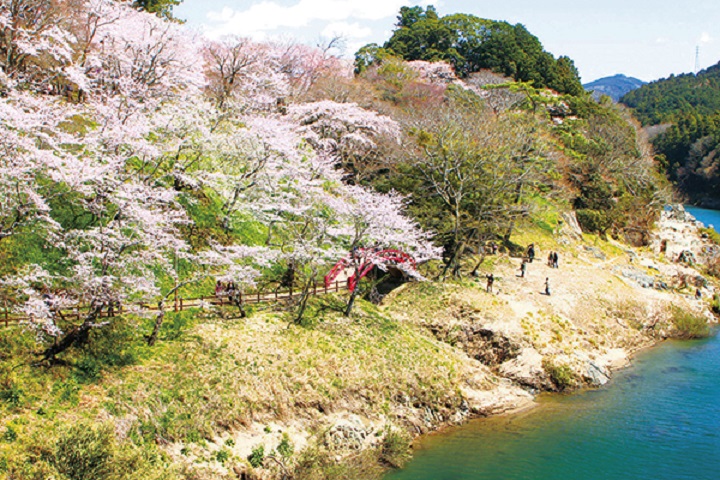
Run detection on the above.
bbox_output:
[175,0,720,83]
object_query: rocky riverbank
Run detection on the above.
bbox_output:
[2,208,717,480]
[185,207,717,478]
[168,207,718,479]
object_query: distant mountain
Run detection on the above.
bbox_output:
[583,74,646,101]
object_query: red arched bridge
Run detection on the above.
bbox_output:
[324,248,419,292]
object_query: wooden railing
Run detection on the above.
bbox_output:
[0,279,350,327]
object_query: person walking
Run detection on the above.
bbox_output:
[226,281,236,304]
[544,277,551,296]
[486,273,495,293]
[547,252,554,267]
[520,259,528,278]
[552,251,559,269]
[527,243,535,263]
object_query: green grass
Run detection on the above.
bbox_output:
[669,306,710,339]
[0,295,471,478]
[542,358,577,391]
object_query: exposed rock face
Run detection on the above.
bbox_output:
[652,205,707,261]
[574,351,613,386]
[325,415,373,451]
[584,245,607,260]
[560,212,583,241]
[617,267,663,289]
[467,328,520,365]
[499,348,552,390]
[461,381,534,416]
[429,323,521,367]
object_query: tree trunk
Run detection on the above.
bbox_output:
[344,264,361,317]
[42,307,103,360]
[503,180,525,242]
[344,289,358,317]
[229,292,247,318]
[294,282,312,325]
[147,302,165,346]
[470,253,487,277]
[441,239,466,280]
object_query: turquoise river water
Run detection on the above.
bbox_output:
[386,207,720,480]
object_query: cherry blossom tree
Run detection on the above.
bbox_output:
[0,92,66,241]
[203,37,289,112]
[327,185,440,315]
[289,100,400,183]
[2,0,443,355]
[0,0,75,90]
[406,60,457,85]
[271,38,350,101]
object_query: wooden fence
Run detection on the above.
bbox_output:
[1,279,350,328]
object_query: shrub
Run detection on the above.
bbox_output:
[2,425,17,442]
[669,306,710,339]
[0,380,23,407]
[214,448,230,464]
[248,444,265,468]
[53,424,117,479]
[712,294,720,316]
[292,443,385,480]
[51,422,168,480]
[542,358,577,391]
[277,433,294,459]
[700,227,720,245]
[379,427,412,469]
[575,209,611,234]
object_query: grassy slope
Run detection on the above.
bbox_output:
[0,295,490,479]
[1,207,715,479]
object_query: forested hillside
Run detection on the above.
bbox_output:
[0,1,669,478]
[355,6,584,96]
[622,63,720,205]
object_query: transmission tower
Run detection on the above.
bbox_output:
[695,46,700,74]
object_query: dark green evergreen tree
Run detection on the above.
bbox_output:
[133,0,182,20]
[373,6,583,96]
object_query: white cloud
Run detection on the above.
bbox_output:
[346,40,368,57]
[321,21,372,39]
[655,37,668,44]
[205,0,417,39]
[699,32,713,45]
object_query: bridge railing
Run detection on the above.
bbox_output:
[1,279,350,327]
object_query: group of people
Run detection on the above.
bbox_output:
[480,242,556,296]
[547,251,559,269]
[215,280,240,304]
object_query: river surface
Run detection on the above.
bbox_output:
[686,205,720,231]
[387,206,720,480]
